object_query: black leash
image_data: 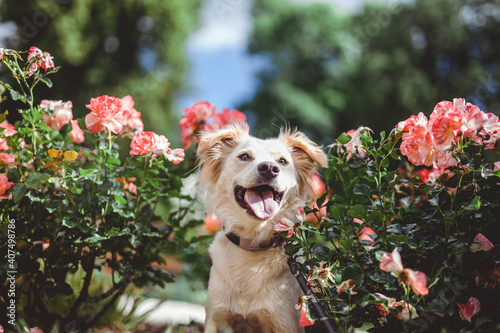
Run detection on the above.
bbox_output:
[288,257,337,333]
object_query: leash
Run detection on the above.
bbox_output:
[287,257,337,333]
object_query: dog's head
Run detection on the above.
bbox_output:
[197,123,327,240]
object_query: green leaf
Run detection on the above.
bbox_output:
[336,132,352,145]
[85,234,107,243]
[387,234,409,245]
[341,264,365,287]
[467,196,481,211]
[114,194,127,206]
[62,219,78,228]
[10,89,26,102]
[7,168,21,182]
[347,204,367,220]
[360,133,373,146]
[380,157,389,168]
[366,210,384,224]
[79,168,98,177]
[108,155,121,165]
[12,183,26,202]
[41,78,53,88]
[25,172,49,190]
[0,111,7,124]
[32,109,44,122]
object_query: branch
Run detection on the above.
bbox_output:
[80,276,131,330]
[66,253,95,322]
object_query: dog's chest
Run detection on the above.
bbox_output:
[209,238,299,316]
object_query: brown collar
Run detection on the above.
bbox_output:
[225,232,286,251]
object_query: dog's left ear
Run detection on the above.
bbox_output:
[279,129,327,196]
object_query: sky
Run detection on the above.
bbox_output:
[177,0,368,113]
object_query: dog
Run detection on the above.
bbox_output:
[197,123,327,333]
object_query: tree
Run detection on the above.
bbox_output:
[0,0,202,143]
[243,0,347,142]
[244,0,500,142]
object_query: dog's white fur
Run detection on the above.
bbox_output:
[197,123,327,333]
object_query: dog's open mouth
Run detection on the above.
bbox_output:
[234,185,283,220]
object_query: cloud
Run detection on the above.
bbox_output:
[187,0,253,53]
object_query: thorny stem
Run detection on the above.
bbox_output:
[135,156,150,215]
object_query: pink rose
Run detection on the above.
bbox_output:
[69,120,85,144]
[169,148,185,164]
[337,279,357,295]
[179,101,217,149]
[494,161,500,172]
[0,121,18,137]
[399,269,429,296]
[482,113,500,149]
[274,217,296,238]
[380,248,404,273]
[27,47,54,76]
[0,139,9,151]
[0,173,14,199]
[429,99,467,151]
[183,101,216,124]
[457,297,481,323]
[130,131,158,156]
[40,100,73,130]
[212,108,247,129]
[373,293,397,317]
[393,301,419,321]
[310,173,326,197]
[397,112,427,132]
[85,95,125,134]
[460,99,488,135]
[0,153,16,169]
[344,127,369,159]
[470,233,495,252]
[120,95,144,133]
[399,114,436,166]
[153,135,184,164]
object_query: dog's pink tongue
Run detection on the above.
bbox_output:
[246,189,278,219]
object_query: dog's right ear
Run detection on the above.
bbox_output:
[197,123,250,190]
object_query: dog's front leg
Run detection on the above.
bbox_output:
[205,295,233,333]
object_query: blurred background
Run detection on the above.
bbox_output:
[2,0,500,148]
[1,0,500,328]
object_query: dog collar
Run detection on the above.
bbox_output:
[225,232,286,251]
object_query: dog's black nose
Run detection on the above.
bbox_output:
[258,162,280,179]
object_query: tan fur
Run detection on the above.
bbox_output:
[197,124,327,333]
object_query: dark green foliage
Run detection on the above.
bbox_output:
[282,128,500,332]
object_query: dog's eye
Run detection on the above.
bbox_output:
[278,158,288,165]
[238,153,252,161]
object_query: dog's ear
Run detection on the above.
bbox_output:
[197,123,250,189]
[279,129,327,197]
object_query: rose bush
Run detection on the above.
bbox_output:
[278,99,500,332]
[0,48,206,332]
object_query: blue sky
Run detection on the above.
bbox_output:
[177,0,368,113]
